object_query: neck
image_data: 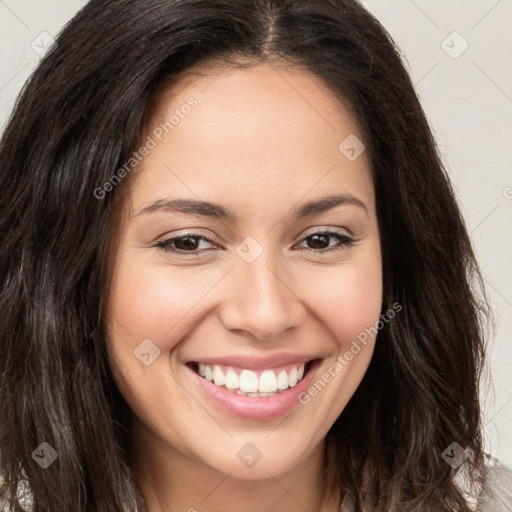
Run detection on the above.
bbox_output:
[133,421,340,512]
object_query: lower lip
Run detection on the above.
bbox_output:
[186,360,320,420]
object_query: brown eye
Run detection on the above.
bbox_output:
[296,231,355,253]
[154,234,216,254]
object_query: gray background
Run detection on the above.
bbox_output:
[1,0,511,465]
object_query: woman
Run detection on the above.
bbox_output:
[0,0,511,510]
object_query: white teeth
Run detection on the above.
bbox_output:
[259,370,278,393]
[213,365,225,386]
[224,369,239,390]
[288,367,298,387]
[194,362,308,395]
[276,370,289,390]
[239,369,259,393]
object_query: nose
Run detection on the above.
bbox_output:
[218,255,305,341]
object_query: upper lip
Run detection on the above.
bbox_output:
[186,353,320,371]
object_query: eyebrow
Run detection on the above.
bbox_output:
[135,193,368,219]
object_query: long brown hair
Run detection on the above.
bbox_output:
[0,0,492,510]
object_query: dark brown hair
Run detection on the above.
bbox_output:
[0,0,492,510]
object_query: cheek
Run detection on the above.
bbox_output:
[103,257,213,427]
[106,255,223,351]
[302,255,383,349]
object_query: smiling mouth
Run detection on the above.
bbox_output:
[186,360,317,397]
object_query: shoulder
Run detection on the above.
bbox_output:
[0,472,33,512]
[340,453,512,512]
[475,454,512,512]
[454,452,512,512]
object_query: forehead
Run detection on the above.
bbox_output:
[128,60,374,220]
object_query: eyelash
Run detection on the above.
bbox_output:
[153,230,356,256]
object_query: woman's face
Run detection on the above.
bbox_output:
[105,61,382,480]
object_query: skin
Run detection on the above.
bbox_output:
[104,60,383,512]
